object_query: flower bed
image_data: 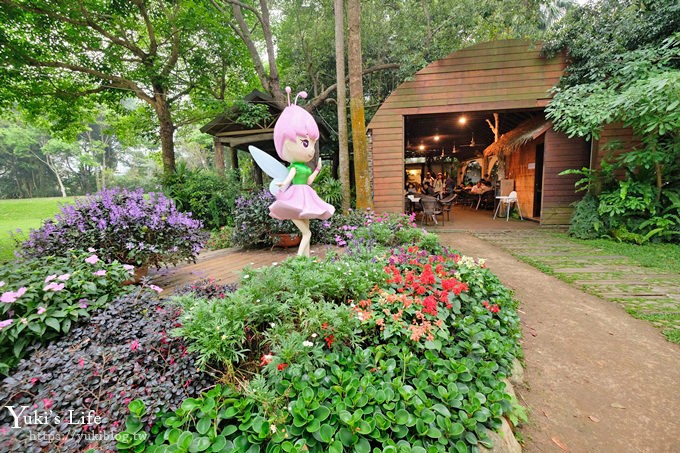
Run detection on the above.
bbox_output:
[0,282,232,452]
[117,212,522,452]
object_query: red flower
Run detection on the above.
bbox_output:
[422,295,438,316]
[260,354,273,366]
[324,334,335,348]
[415,285,426,295]
[321,323,329,330]
[30,377,39,385]
[42,398,54,410]
[277,363,288,371]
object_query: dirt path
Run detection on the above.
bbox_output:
[439,232,680,453]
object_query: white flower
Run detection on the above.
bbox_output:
[270,323,276,328]
[311,333,318,338]
[243,275,250,279]
[270,425,277,433]
[303,341,314,347]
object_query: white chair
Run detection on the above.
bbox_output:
[494,190,523,221]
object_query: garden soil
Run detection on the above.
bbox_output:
[439,232,680,453]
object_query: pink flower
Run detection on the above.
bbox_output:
[147,284,163,293]
[85,254,100,264]
[1,292,17,303]
[1,287,26,303]
[129,339,140,351]
[93,270,107,277]
[0,319,14,330]
[0,281,5,287]
[30,377,39,385]
[37,306,46,315]
[42,398,54,410]
[123,264,135,270]
[88,247,96,253]
[78,358,85,368]
[79,301,89,309]
[44,275,57,283]
[57,273,70,281]
[43,282,65,292]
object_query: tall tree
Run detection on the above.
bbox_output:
[0,0,248,175]
[347,0,372,209]
[335,0,350,212]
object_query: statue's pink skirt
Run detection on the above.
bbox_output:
[269,184,335,220]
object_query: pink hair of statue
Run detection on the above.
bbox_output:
[273,87,319,159]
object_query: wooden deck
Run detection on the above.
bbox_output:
[148,244,339,293]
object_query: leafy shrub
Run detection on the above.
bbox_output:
[162,167,241,230]
[0,251,132,374]
[206,226,234,250]
[568,192,605,239]
[232,190,303,248]
[314,166,344,211]
[0,286,214,452]
[19,187,207,268]
[173,278,238,300]
[169,255,385,371]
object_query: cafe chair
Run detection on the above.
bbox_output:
[439,194,457,221]
[419,195,445,225]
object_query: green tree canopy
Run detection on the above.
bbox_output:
[0,0,254,175]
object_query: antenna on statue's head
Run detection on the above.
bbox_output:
[285,86,292,106]
[294,91,307,105]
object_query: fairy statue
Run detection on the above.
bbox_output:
[248,87,335,257]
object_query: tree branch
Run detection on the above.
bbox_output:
[305,63,399,111]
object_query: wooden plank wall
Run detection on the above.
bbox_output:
[504,143,537,218]
[541,129,590,225]
[368,39,566,213]
[592,123,641,168]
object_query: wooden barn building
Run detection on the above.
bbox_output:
[367,39,593,224]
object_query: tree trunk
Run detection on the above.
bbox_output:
[154,93,176,175]
[347,0,372,210]
[51,157,67,197]
[214,137,225,176]
[335,0,351,213]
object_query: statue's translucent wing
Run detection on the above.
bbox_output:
[248,145,289,195]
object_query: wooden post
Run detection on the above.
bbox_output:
[230,146,239,171]
[214,137,225,176]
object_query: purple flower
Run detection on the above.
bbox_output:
[0,319,13,329]
[85,254,99,264]
[79,301,89,309]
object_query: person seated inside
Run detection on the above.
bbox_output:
[480,174,493,187]
[406,182,418,195]
[470,180,493,195]
[421,181,436,196]
[433,173,444,197]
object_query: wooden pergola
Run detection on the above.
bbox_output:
[201,90,331,184]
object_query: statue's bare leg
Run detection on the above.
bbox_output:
[292,218,311,257]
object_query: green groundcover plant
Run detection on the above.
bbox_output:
[0,250,132,374]
[118,213,523,452]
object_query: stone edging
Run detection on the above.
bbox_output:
[482,358,524,452]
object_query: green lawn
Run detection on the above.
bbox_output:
[0,197,77,262]
[565,235,680,275]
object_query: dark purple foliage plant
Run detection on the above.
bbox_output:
[18,188,207,269]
